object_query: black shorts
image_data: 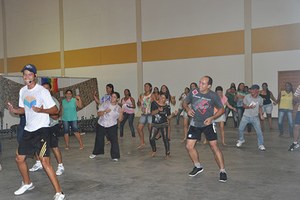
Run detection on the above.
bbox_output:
[49,124,60,148]
[187,123,217,141]
[18,127,51,157]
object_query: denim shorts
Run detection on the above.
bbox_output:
[262,103,273,114]
[62,120,79,133]
[139,114,152,125]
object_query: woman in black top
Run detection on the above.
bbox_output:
[259,82,277,130]
[149,93,176,159]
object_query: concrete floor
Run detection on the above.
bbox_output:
[0,118,300,200]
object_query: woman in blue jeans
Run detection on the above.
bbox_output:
[61,90,84,149]
[277,82,295,137]
[119,89,136,138]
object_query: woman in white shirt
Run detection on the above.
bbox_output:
[89,92,123,161]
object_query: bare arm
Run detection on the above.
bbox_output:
[8,103,25,115]
[76,96,83,109]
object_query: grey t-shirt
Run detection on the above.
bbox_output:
[243,94,263,117]
[184,88,223,127]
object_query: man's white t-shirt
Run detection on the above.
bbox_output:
[19,84,56,132]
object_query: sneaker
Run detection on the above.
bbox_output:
[112,158,119,162]
[219,172,227,183]
[258,145,266,151]
[236,140,245,147]
[188,167,204,177]
[288,143,300,151]
[89,154,96,159]
[53,192,66,200]
[56,165,65,176]
[14,182,35,195]
[29,161,43,172]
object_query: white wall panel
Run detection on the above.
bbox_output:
[142,0,244,41]
[143,55,245,109]
[253,50,300,117]
[252,0,300,28]
[5,0,60,57]
[63,0,136,50]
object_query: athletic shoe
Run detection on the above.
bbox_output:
[219,172,227,183]
[29,161,43,172]
[288,142,300,151]
[258,145,266,151]
[112,158,119,162]
[56,165,65,176]
[53,192,66,200]
[236,140,245,147]
[89,154,96,159]
[188,167,204,177]
[14,182,35,195]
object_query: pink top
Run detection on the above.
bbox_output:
[122,98,135,114]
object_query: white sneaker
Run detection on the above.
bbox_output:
[14,182,35,195]
[29,161,43,172]
[56,165,65,176]
[236,140,245,147]
[89,154,96,159]
[258,145,266,151]
[53,192,66,200]
[112,158,119,162]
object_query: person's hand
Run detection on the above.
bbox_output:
[204,117,213,126]
[187,109,195,117]
[105,108,111,113]
[32,105,44,113]
[7,102,15,113]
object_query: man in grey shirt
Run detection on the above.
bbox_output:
[183,76,227,182]
[236,84,265,150]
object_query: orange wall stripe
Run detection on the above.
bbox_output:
[142,30,245,62]
[7,52,60,73]
[64,43,137,68]
[252,23,300,53]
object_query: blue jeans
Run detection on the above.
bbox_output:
[238,116,264,146]
[278,109,293,136]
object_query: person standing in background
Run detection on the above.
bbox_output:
[137,83,153,149]
[277,82,295,137]
[61,90,84,150]
[259,82,277,130]
[120,89,136,138]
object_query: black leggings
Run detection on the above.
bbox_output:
[149,126,170,155]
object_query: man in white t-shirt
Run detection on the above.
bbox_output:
[8,64,66,200]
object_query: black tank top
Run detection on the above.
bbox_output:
[260,90,271,105]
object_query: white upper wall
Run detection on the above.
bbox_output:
[5,0,60,57]
[63,0,136,51]
[141,0,244,41]
[252,0,300,28]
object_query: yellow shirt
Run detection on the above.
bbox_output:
[279,91,293,110]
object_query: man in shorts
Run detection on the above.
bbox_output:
[136,83,153,149]
[288,85,300,151]
[8,64,66,200]
[183,76,227,182]
[29,82,65,176]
